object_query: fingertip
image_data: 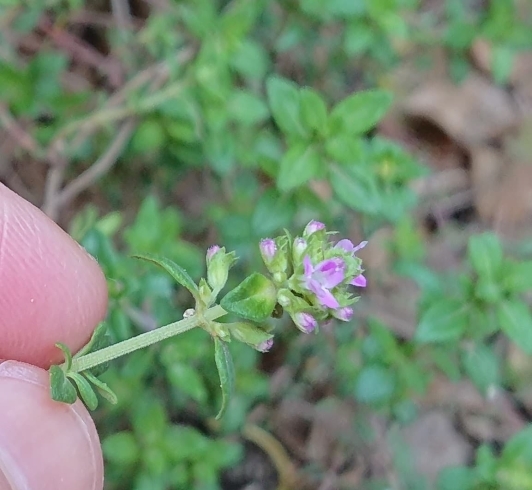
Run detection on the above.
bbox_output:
[0,184,108,367]
[0,361,103,490]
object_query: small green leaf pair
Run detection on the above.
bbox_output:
[49,324,117,410]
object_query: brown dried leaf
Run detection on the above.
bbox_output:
[400,410,471,484]
[404,74,517,147]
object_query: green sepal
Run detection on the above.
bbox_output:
[55,342,73,371]
[228,322,274,351]
[68,372,99,411]
[199,277,214,306]
[49,365,78,404]
[206,247,237,295]
[220,273,277,323]
[214,337,235,420]
[85,372,118,405]
[133,253,199,300]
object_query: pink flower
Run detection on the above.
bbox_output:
[302,255,345,309]
[335,239,368,288]
[335,239,368,254]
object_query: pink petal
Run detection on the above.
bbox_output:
[303,255,314,277]
[335,239,354,252]
[352,241,368,253]
[315,286,340,309]
[315,257,345,289]
[351,274,367,287]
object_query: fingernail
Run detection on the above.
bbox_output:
[0,361,103,490]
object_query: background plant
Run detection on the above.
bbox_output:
[1,0,532,489]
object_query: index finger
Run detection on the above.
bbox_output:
[0,184,108,368]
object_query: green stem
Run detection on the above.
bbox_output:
[70,304,227,373]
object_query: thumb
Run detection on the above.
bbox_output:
[0,361,103,490]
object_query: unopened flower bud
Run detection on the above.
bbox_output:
[260,239,277,264]
[206,245,221,263]
[333,306,354,322]
[229,321,274,353]
[259,237,288,275]
[303,220,325,237]
[292,237,308,263]
[277,288,293,308]
[257,339,274,352]
[293,312,317,333]
[206,246,237,293]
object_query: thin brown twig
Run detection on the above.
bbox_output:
[56,119,136,210]
[42,162,67,219]
[69,9,142,29]
[50,47,194,157]
[42,46,194,220]
[38,17,124,88]
[0,105,43,157]
[110,0,132,38]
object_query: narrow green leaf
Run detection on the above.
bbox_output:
[502,261,532,294]
[228,90,269,125]
[299,87,328,135]
[330,165,381,215]
[461,343,500,395]
[220,273,277,322]
[214,337,235,419]
[68,372,99,411]
[475,277,502,304]
[133,253,199,299]
[266,76,306,137]
[277,143,321,191]
[416,299,468,343]
[49,365,78,404]
[55,342,73,370]
[329,89,392,136]
[84,372,118,405]
[467,233,503,279]
[497,299,532,354]
[325,134,364,164]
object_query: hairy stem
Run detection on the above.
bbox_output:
[71,304,227,373]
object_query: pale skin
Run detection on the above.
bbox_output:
[0,184,107,490]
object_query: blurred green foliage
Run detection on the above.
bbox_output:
[2,0,532,488]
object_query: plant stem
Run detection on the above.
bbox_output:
[70,304,227,373]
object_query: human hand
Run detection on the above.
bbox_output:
[0,184,107,490]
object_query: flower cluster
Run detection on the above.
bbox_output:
[260,220,366,334]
